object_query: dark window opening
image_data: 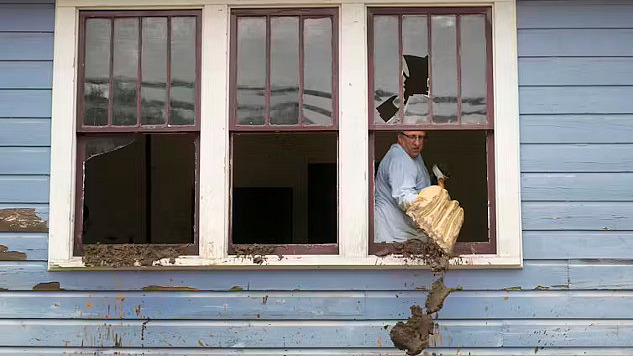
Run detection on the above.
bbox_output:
[82,134,196,245]
[231,133,337,253]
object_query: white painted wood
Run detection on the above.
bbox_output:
[48,0,522,269]
[47,6,78,267]
[491,0,522,267]
[339,3,368,258]
[199,4,229,260]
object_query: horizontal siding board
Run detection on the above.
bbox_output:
[0,118,50,146]
[0,176,49,203]
[0,261,569,291]
[522,202,633,231]
[0,319,632,348]
[0,4,54,32]
[523,231,633,259]
[0,62,53,89]
[3,290,633,320]
[518,58,633,86]
[518,1,633,29]
[520,115,633,144]
[0,147,50,175]
[4,348,633,356]
[521,144,633,172]
[521,173,633,201]
[570,260,633,289]
[0,319,495,348]
[518,29,633,57]
[0,148,50,176]
[0,90,51,117]
[519,87,633,114]
[0,233,47,260]
[0,33,53,60]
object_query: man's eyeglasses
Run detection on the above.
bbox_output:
[399,132,426,141]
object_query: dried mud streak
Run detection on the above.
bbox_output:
[83,244,185,267]
[0,208,48,232]
[33,282,64,291]
[386,239,456,355]
[0,245,27,261]
[233,244,275,265]
[142,285,200,291]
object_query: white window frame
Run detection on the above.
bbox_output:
[48,0,521,269]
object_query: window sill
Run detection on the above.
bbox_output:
[48,254,522,270]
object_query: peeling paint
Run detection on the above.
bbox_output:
[141,285,200,291]
[33,282,64,291]
[0,244,26,260]
[0,208,47,232]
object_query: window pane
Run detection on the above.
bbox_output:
[373,15,400,124]
[84,18,111,126]
[237,17,266,125]
[141,17,167,125]
[270,17,300,125]
[304,17,333,126]
[112,18,139,126]
[402,15,430,124]
[460,15,488,125]
[431,15,458,123]
[170,17,197,126]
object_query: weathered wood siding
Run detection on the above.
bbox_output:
[0,0,632,354]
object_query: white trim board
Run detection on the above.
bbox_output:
[48,0,522,269]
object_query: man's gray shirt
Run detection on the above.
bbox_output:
[374,144,431,243]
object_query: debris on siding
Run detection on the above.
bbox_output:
[83,243,185,267]
[229,286,244,291]
[33,281,64,291]
[0,208,47,232]
[141,285,200,291]
[0,244,27,261]
[233,244,277,265]
[382,239,457,355]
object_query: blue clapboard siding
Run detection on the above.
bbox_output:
[0,119,50,146]
[0,0,631,354]
[520,115,633,144]
[0,4,54,32]
[0,261,569,291]
[0,62,53,89]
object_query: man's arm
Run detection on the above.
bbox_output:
[388,157,420,211]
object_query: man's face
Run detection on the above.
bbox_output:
[397,131,426,157]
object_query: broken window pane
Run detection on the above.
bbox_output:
[170,17,197,126]
[232,133,337,244]
[460,15,488,125]
[236,17,266,125]
[373,15,400,124]
[270,17,300,125]
[430,15,458,123]
[82,134,196,244]
[84,18,111,126]
[141,17,168,125]
[402,15,430,124]
[303,17,333,126]
[112,18,139,126]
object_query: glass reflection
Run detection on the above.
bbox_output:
[112,18,139,126]
[270,17,299,125]
[237,17,266,125]
[303,17,333,126]
[402,15,429,124]
[141,17,167,125]
[373,16,399,124]
[84,19,111,126]
[170,17,197,125]
[460,15,487,124]
[431,15,458,123]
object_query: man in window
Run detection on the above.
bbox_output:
[374,131,431,242]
